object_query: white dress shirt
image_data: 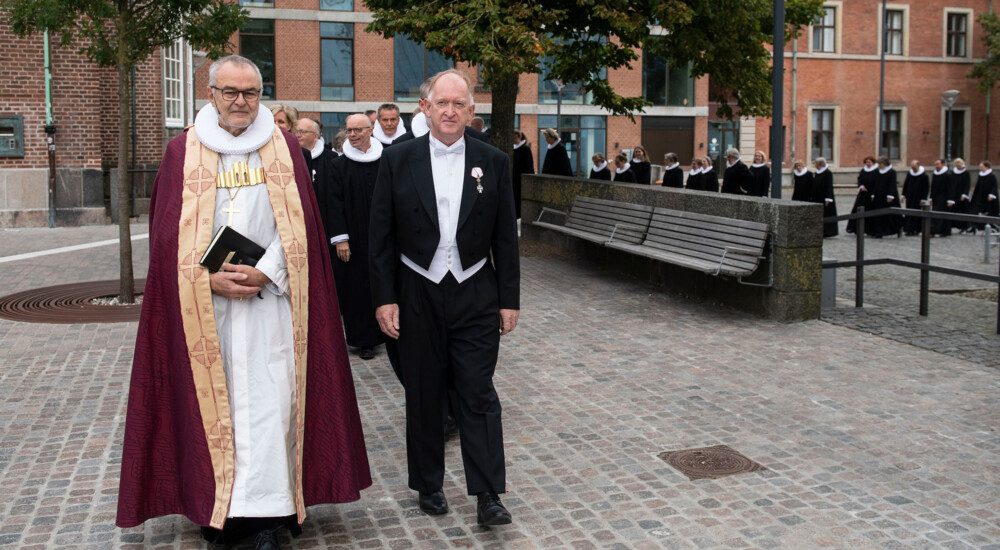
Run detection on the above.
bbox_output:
[401,134,487,283]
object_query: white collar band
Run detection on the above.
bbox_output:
[342,139,383,163]
[310,137,326,160]
[794,168,807,176]
[194,103,275,155]
[934,167,948,175]
[863,164,878,172]
[373,118,407,144]
[909,166,925,176]
[593,161,608,171]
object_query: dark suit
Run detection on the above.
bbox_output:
[369,133,519,496]
[722,160,753,195]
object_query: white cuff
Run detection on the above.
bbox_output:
[887,195,895,200]
[962,194,970,200]
[330,233,349,244]
[825,199,833,204]
[989,194,997,200]
[947,200,956,206]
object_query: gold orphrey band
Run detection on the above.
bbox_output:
[216,161,267,188]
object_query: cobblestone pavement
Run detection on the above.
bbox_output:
[821,192,1000,368]
[1,223,999,549]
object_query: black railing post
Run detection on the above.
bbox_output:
[856,207,865,308]
[920,204,931,316]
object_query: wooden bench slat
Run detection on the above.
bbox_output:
[651,215,769,241]
[653,207,769,232]
[647,226,766,253]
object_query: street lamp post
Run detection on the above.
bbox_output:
[942,89,960,163]
[550,79,566,136]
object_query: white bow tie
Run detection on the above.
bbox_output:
[432,141,465,157]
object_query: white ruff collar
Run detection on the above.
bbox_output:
[631,157,646,164]
[727,159,737,168]
[934,167,948,175]
[794,168,807,176]
[909,166,925,176]
[593,161,608,171]
[514,140,525,150]
[373,118,407,144]
[690,168,702,175]
[410,112,429,137]
[702,165,713,173]
[752,162,767,168]
[878,166,892,174]
[310,137,326,160]
[663,162,680,171]
[863,164,878,172]
[980,168,993,177]
[194,103,275,155]
[342,139,383,163]
[547,138,561,150]
[816,165,828,174]
[615,165,630,174]
[954,167,967,174]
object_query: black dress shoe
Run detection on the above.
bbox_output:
[418,490,448,515]
[359,347,375,360]
[476,492,512,526]
[253,528,281,550]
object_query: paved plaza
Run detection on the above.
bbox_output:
[0,204,998,549]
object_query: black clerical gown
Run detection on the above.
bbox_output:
[792,171,814,202]
[971,172,999,228]
[902,170,930,234]
[686,171,703,191]
[701,168,719,193]
[870,168,901,237]
[847,167,877,234]
[721,161,753,195]
[326,154,382,348]
[750,164,771,197]
[589,166,611,180]
[542,142,573,176]
[662,165,684,188]
[613,168,637,183]
[929,169,954,236]
[512,144,534,219]
[630,159,651,185]
[814,169,839,237]
[308,148,338,241]
[952,169,972,231]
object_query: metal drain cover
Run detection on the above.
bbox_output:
[0,279,145,324]
[658,445,765,480]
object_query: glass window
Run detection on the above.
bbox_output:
[947,13,968,57]
[880,109,901,160]
[642,51,694,107]
[240,19,275,99]
[394,35,452,101]
[239,0,272,7]
[538,37,605,105]
[163,39,185,128]
[537,115,606,177]
[321,23,354,101]
[813,7,836,53]
[320,0,352,10]
[946,110,966,161]
[811,109,834,161]
[320,113,351,145]
[884,10,903,55]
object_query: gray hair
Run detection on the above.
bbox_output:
[208,55,263,90]
[814,157,827,167]
[665,152,678,163]
[725,148,741,159]
[426,68,475,106]
[300,117,321,134]
[419,78,433,100]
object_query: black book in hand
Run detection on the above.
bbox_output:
[199,225,266,272]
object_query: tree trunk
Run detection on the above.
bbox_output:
[116,12,135,303]
[489,71,519,171]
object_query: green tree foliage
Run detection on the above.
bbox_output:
[3,0,246,302]
[970,11,1000,94]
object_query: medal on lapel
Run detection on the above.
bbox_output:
[472,167,484,193]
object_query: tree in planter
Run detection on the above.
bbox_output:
[3,0,246,302]
[365,0,823,165]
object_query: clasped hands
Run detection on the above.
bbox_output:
[376,304,519,339]
[210,262,271,300]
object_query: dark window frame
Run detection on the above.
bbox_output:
[393,35,453,102]
[811,108,835,162]
[884,9,903,55]
[813,7,836,53]
[946,12,968,57]
[239,19,276,99]
[880,109,902,160]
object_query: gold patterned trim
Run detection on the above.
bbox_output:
[215,162,266,188]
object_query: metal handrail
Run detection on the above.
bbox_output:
[822,205,1000,334]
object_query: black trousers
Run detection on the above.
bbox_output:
[397,265,505,495]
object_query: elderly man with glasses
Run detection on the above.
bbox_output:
[116,55,371,550]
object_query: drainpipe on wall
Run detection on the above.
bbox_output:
[791,38,798,166]
[44,30,57,228]
[988,0,994,161]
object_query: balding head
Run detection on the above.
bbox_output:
[295,117,321,150]
[426,69,475,145]
[345,113,373,152]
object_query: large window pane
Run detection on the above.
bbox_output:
[320,0,352,10]
[642,52,667,105]
[394,35,452,101]
[811,109,834,161]
[813,7,835,52]
[885,10,903,55]
[320,112,350,145]
[321,23,354,101]
[947,13,967,57]
[880,110,901,160]
[537,115,606,176]
[240,19,275,99]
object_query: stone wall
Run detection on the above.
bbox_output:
[521,175,823,322]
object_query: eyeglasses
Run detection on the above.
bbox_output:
[344,127,370,135]
[210,86,261,102]
[293,129,317,136]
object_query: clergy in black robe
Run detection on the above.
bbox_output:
[929,159,953,236]
[846,156,877,235]
[661,153,684,188]
[869,157,901,237]
[373,103,408,148]
[589,153,612,180]
[951,159,972,233]
[326,114,386,361]
[721,148,753,195]
[700,157,719,192]
[541,128,573,176]
[686,159,704,190]
[813,158,839,237]
[901,161,930,236]
[629,145,652,184]
[612,153,637,183]
[970,161,999,231]
[791,161,814,202]
[512,131,534,219]
[749,151,771,197]
[297,117,336,236]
